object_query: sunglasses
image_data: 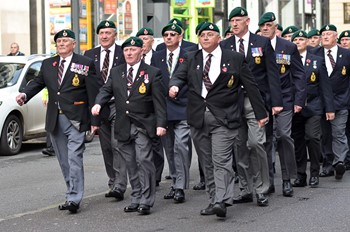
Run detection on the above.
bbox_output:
[163,32,179,37]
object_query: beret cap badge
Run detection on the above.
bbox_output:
[209,24,214,29]
[299,31,303,36]
[144,29,148,35]
[346,32,349,36]
[105,22,110,27]
[326,25,330,30]
[131,39,135,45]
[171,25,176,30]
[63,31,67,37]
[241,9,245,15]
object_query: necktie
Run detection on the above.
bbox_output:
[101,49,110,82]
[127,66,133,91]
[239,38,245,55]
[203,54,213,91]
[327,50,336,69]
[300,55,304,66]
[168,52,173,73]
[142,54,146,62]
[58,59,66,86]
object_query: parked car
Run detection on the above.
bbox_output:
[0,55,95,156]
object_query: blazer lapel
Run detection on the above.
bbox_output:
[129,62,146,96]
[194,51,204,95]
[60,54,76,88]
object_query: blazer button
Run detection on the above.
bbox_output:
[126,100,129,104]
[57,92,60,95]
[126,111,129,114]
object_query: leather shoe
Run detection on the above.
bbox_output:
[309,176,319,188]
[233,193,253,204]
[319,170,334,177]
[67,201,80,213]
[105,188,124,201]
[282,180,294,197]
[174,189,185,203]
[138,204,151,215]
[124,203,139,213]
[193,182,205,190]
[335,162,346,180]
[256,193,268,207]
[212,202,226,218]
[344,162,350,171]
[200,204,215,215]
[164,187,175,199]
[58,201,69,210]
[42,147,55,156]
[292,177,307,187]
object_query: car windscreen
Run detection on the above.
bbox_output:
[0,63,25,88]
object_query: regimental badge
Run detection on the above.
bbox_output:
[255,57,261,64]
[346,32,349,36]
[326,25,330,30]
[72,74,80,87]
[281,64,286,74]
[63,30,67,37]
[342,66,347,76]
[299,31,303,36]
[139,82,146,94]
[144,29,148,35]
[209,24,214,29]
[171,25,176,30]
[131,39,135,45]
[310,72,316,82]
[227,75,235,88]
[241,9,245,15]
[105,22,110,27]
[288,28,292,33]
[173,20,177,24]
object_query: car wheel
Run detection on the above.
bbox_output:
[0,115,23,155]
[84,130,95,143]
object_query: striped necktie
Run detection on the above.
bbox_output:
[101,49,110,82]
[127,66,133,91]
[168,52,173,74]
[327,50,336,69]
[203,54,213,91]
[239,38,245,55]
[58,59,66,86]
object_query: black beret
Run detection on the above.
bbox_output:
[168,18,184,29]
[320,24,337,34]
[281,26,299,37]
[307,29,320,38]
[96,20,116,34]
[121,37,143,49]
[291,30,308,42]
[196,21,206,35]
[162,23,182,35]
[229,7,248,20]
[258,12,276,26]
[54,29,75,42]
[198,22,220,36]
[136,27,154,37]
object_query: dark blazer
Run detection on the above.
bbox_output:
[23,54,100,132]
[310,45,350,110]
[84,44,125,119]
[156,40,196,51]
[220,32,283,110]
[8,51,25,56]
[95,61,167,142]
[301,52,334,117]
[275,37,307,110]
[169,48,267,129]
[151,48,188,121]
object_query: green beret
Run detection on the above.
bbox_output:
[198,22,220,36]
[54,29,75,42]
[162,23,182,35]
[339,30,350,40]
[168,18,184,29]
[196,21,206,35]
[121,37,143,49]
[307,29,320,38]
[258,12,276,26]
[229,7,248,20]
[281,26,299,37]
[291,30,308,42]
[96,20,116,34]
[136,27,154,37]
[277,24,283,31]
[224,26,232,36]
[320,24,337,34]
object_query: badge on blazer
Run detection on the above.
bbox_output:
[139,82,146,94]
[280,64,286,74]
[342,66,347,76]
[255,56,261,64]
[227,75,235,88]
[72,74,80,86]
[310,72,316,82]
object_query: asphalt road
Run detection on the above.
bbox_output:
[1,137,350,232]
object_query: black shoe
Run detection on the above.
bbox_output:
[212,202,226,218]
[232,193,253,204]
[138,204,151,215]
[124,203,139,213]
[193,182,205,190]
[42,147,55,156]
[282,180,294,197]
[335,162,346,180]
[200,204,215,216]
[174,189,185,203]
[164,175,172,180]
[256,193,269,207]
[292,177,307,187]
[164,187,175,199]
[309,176,319,188]
[234,174,239,184]
[319,170,334,177]
[345,162,350,171]
[58,201,69,210]
[156,180,160,187]
[67,201,80,213]
[264,185,275,195]
[105,188,124,201]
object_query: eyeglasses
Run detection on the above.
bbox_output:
[163,32,178,37]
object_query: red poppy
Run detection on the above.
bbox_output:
[222,67,227,72]
[179,58,184,63]
[306,59,311,63]
[140,70,145,76]
[53,61,58,67]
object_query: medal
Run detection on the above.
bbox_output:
[139,82,146,94]
[281,64,285,74]
[310,72,316,82]
[72,74,80,87]
[342,66,346,76]
[227,75,234,88]
[255,56,261,64]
